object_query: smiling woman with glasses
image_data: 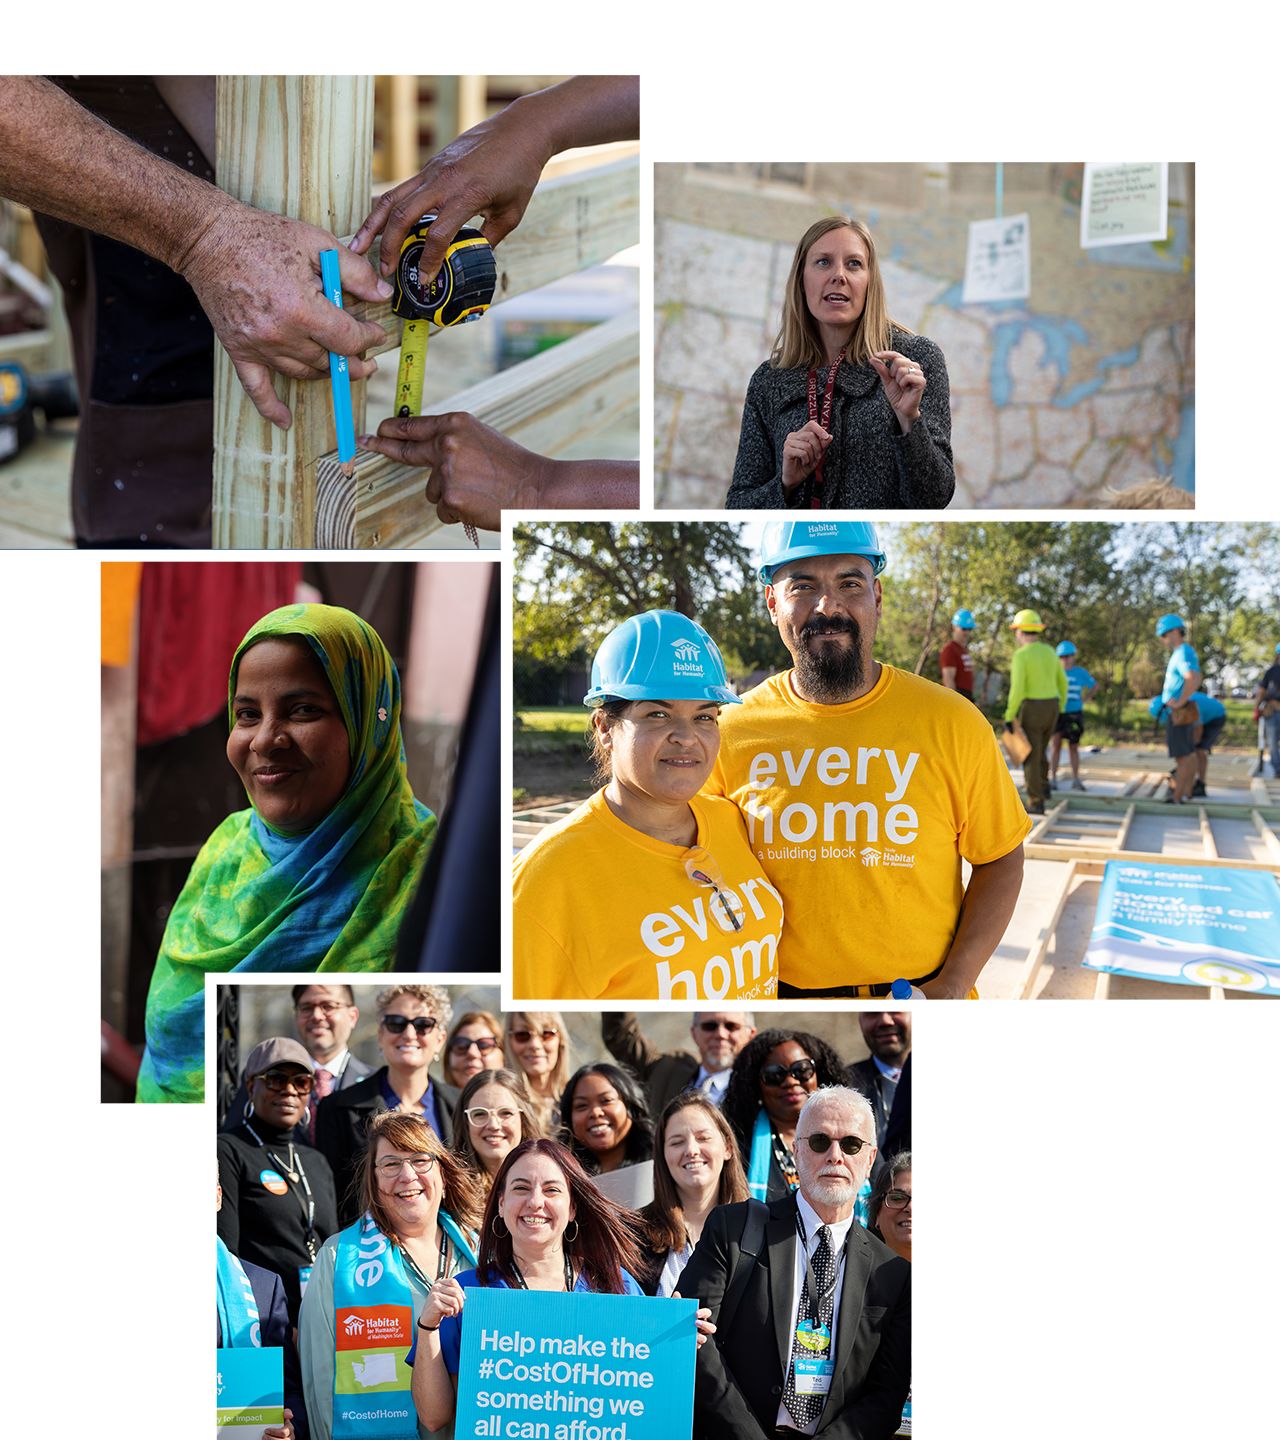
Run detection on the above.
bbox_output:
[217,1037,340,1331]
[441,1009,506,1090]
[314,985,462,1226]
[451,1067,543,1194]
[299,1112,482,1440]
[721,1028,851,1205]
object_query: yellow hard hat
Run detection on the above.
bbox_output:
[1011,608,1045,631]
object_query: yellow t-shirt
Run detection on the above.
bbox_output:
[705,666,1031,987]
[513,789,784,1001]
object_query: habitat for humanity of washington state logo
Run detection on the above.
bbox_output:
[336,1306,412,1350]
[670,638,705,674]
[860,846,881,867]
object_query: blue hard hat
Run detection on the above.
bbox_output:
[1155,612,1185,637]
[758,519,886,583]
[1275,642,1280,655]
[1056,641,1077,657]
[951,608,976,630]
[583,610,741,708]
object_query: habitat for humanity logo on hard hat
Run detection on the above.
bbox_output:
[670,637,704,672]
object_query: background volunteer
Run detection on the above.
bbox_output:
[1003,609,1066,816]
[1048,641,1096,792]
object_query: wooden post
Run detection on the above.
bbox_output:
[434,75,486,147]
[213,76,373,547]
[386,75,420,183]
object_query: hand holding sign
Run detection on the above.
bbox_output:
[419,1275,466,1331]
[870,351,926,433]
[671,1290,716,1349]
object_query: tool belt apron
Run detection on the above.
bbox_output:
[34,77,215,547]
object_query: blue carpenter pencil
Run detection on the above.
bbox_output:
[319,249,356,468]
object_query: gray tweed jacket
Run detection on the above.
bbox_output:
[726,329,954,509]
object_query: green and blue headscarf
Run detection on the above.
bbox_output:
[137,604,436,1104]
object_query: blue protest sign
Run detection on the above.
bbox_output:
[1084,862,1280,992]
[216,1346,284,1436]
[455,1288,696,1440]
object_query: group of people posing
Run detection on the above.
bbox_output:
[216,985,913,1440]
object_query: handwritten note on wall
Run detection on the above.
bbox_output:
[1081,163,1169,248]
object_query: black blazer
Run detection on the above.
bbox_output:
[314,1067,460,1225]
[602,1013,699,1116]
[676,1194,910,1440]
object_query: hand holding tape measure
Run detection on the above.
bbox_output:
[390,213,497,419]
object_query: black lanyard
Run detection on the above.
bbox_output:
[400,1227,450,1289]
[510,1254,575,1292]
[795,1211,851,1329]
[244,1121,319,1260]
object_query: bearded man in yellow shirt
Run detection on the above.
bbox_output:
[705,520,1030,998]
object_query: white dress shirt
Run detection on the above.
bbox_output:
[776,1192,855,1435]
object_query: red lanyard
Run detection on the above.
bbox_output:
[806,352,842,509]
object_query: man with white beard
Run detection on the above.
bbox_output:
[678,1087,910,1439]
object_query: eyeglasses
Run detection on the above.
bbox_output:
[697,1019,744,1034]
[803,1133,868,1156]
[450,1036,500,1055]
[256,1069,314,1094]
[465,1106,519,1126]
[380,1014,440,1036]
[881,1188,912,1210]
[760,1059,817,1087]
[509,1028,558,1045]
[294,1001,349,1017]
[374,1155,438,1177]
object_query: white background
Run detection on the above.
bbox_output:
[5,9,1280,1439]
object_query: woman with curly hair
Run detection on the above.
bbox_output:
[721,1028,850,1202]
[559,1061,654,1176]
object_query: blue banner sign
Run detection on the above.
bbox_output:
[1084,862,1280,992]
[217,1346,284,1436]
[455,1287,696,1440]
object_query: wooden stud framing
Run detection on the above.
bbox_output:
[211,82,638,549]
[213,76,374,548]
[350,157,641,358]
[316,309,640,547]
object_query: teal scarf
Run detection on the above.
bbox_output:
[747,1108,774,1201]
[331,1210,475,1440]
[216,1236,261,1348]
[138,604,436,1104]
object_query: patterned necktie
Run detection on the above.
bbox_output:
[783,1225,836,1429]
[310,1066,334,1142]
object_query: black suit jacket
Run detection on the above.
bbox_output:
[602,1013,699,1116]
[314,1067,460,1225]
[676,1195,910,1440]
[218,1257,309,1440]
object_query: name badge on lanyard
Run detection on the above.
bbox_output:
[792,1317,834,1394]
[806,352,843,510]
[298,1264,313,1296]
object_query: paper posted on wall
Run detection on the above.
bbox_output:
[961,214,1031,305]
[1081,163,1169,249]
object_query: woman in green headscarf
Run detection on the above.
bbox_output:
[137,604,437,1104]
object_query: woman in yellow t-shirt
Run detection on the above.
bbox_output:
[513,610,784,1002]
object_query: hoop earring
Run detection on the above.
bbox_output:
[563,1220,579,1244]
[244,1098,255,1120]
[491,1214,508,1237]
